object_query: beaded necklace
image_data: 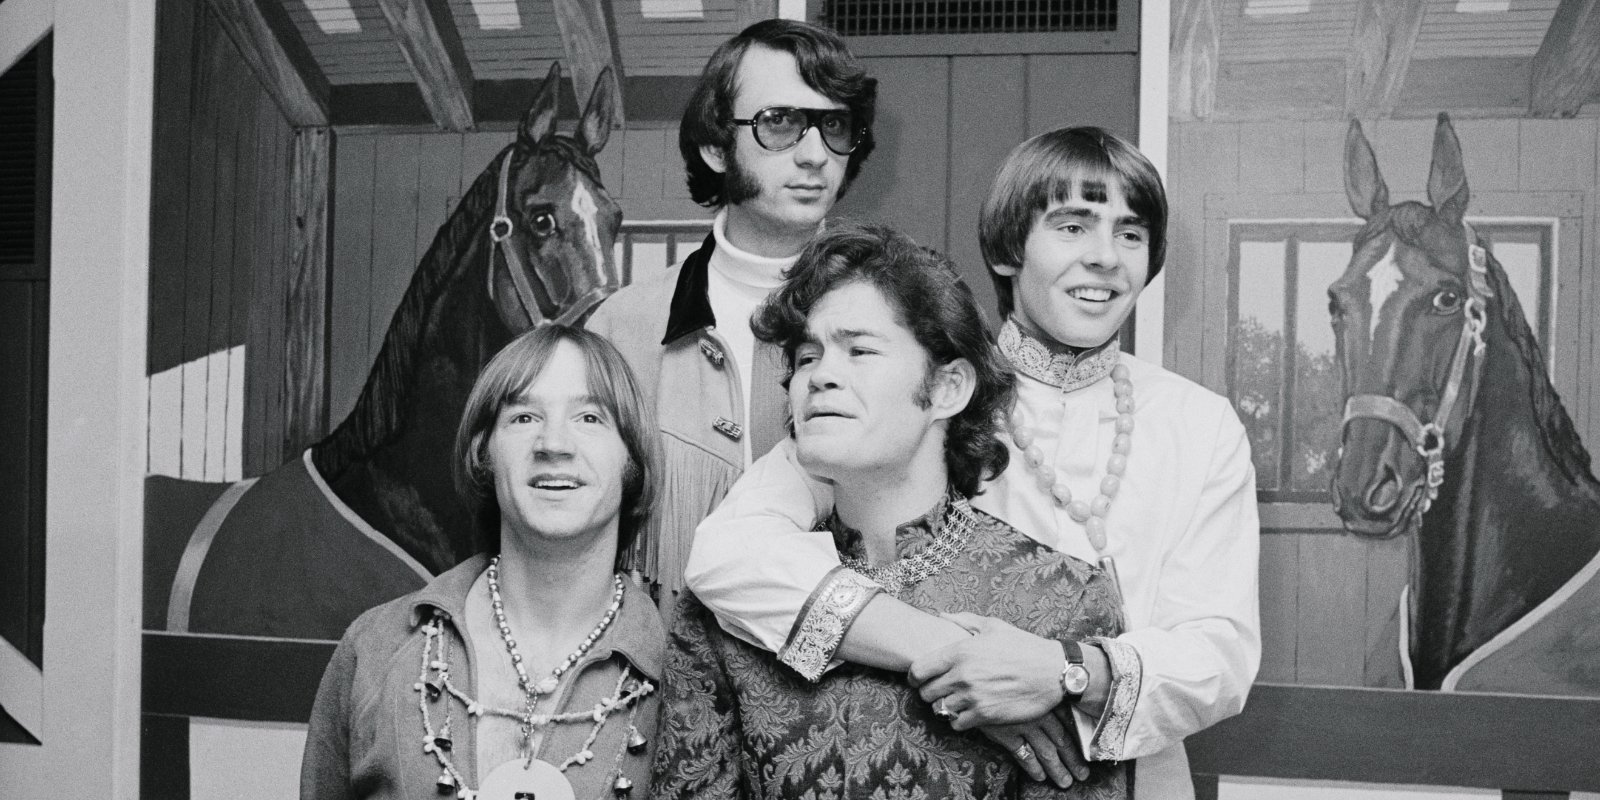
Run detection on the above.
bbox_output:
[414,558,654,799]
[997,318,1131,602]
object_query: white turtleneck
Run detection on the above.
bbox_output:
[706,210,800,464]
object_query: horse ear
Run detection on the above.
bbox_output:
[519,62,562,150]
[1344,118,1388,220]
[1427,113,1470,224]
[576,67,618,156]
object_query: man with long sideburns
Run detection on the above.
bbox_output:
[685,129,1260,799]
[654,223,1128,799]
[585,19,875,621]
[301,326,665,800]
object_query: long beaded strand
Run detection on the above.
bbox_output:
[1008,362,1133,552]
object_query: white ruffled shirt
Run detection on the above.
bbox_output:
[704,211,795,465]
[685,346,1261,800]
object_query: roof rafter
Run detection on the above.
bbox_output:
[203,0,330,126]
[552,0,626,127]
[1171,0,1220,122]
[1343,0,1427,118]
[374,0,476,131]
[1529,0,1600,118]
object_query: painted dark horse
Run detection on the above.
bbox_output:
[157,63,625,641]
[1330,114,1600,693]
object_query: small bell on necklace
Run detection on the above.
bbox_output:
[433,735,454,752]
[425,679,444,700]
[612,775,634,796]
[436,771,457,794]
[626,727,648,754]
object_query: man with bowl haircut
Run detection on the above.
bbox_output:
[654,222,1128,799]
[301,325,665,800]
[586,19,876,619]
[684,129,1261,799]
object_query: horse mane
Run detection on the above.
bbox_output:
[1477,235,1595,484]
[312,145,512,478]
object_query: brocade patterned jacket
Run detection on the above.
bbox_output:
[652,495,1130,800]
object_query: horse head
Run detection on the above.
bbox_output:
[1329,114,1493,539]
[487,61,624,332]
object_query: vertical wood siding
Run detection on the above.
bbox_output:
[836,52,1139,324]
[148,0,297,481]
[1171,116,1600,687]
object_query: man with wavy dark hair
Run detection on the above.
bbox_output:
[686,129,1260,799]
[654,222,1128,799]
[587,19,877,621]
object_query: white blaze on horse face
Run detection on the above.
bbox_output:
[1366,243,1404,342]
[570,181,606,276]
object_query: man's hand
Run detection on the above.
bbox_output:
[977,716,1089,788]
[910,612,1065,729]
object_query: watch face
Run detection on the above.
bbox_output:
[1063,665,1091,696]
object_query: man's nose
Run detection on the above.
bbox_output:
[534,419,574,455]
[1085,230,1122,271]
[806,353,842,391]
[793,125,830,167]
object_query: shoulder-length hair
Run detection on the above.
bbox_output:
[751,221,1014,498]
[679,19,877,207]
[453,324,661,565]
[979,127,1169,318]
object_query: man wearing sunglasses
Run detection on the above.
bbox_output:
[586,19,877,626]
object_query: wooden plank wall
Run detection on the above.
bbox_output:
[148,0,298,481]
[1168,116,1600,687]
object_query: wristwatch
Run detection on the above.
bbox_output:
[1060,641,1091,702]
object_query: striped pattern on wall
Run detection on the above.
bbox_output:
[147,0,298,481]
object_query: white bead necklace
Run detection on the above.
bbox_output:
[996,316,1133,605]
[1007,362,1134,554]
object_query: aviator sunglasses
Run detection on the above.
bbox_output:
[724,106,862,156]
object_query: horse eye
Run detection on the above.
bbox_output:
[530,211,557,238]
[1432,290,1462,314]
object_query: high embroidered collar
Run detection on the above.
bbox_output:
[824,491,954,561]
[998,317,1120,392]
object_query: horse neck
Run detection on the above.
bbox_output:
[308,151,512,569]
[1410,304,1600,687]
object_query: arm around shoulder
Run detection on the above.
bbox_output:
[684,438,840,654]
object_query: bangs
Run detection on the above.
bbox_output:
[1033,162,1139,218]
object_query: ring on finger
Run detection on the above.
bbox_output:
[932,698,958,721]
[1015,743,1035,761]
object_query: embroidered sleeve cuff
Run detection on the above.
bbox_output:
[777,566,881,682]
[1086,636,1142,761]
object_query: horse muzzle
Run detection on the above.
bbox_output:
[1331,404,1440,539]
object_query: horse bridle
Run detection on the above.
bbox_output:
[488,152,610,329]
[1338,224,1494,516]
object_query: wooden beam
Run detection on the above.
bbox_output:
[552,0,626,127]
[285,127,332,454]
[327,75,696,127]
[0,0,52,76]
[1529,0,1600,118]
[373,0,475,131]
[1187,684,1600,791]
[1343,0,1427,118]
[1170,0,1219,122]
[203,0,329,126]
